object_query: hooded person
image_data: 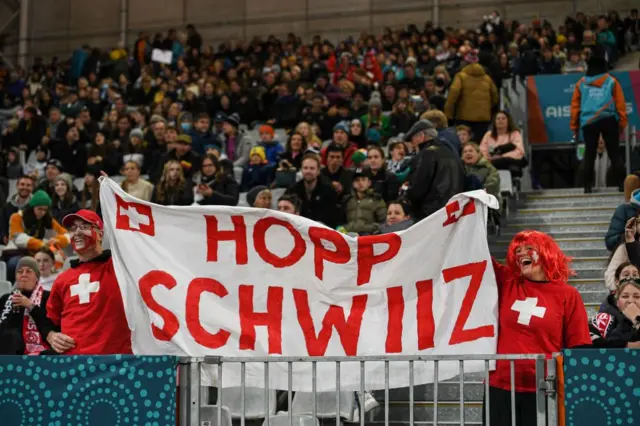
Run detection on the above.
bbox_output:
[44,209,132,355]
[487,231,592,426]
[0,256,53,355]
[570,44,627,193]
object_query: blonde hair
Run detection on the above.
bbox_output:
[420,110,448,129]
[155,160,186,203]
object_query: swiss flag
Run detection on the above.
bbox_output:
[115,194,155,236]
[442,199,476,226]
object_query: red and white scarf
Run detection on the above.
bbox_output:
[0,284,49,355]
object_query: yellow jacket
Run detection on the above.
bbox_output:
[444,64,498,123]
[9,210,70,252]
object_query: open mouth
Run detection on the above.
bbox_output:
[519,257,533,267]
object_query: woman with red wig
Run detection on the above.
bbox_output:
[485,230,591,426]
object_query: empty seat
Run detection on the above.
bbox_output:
[238,193,249,207]
[0,261,6,281]
[270,188,286,208]
[7,179,17,201]
[200,405,233,426]
[0,280,13,297]
[219,387,277,419]
[73,177,85,192]
[274,128,288,145]
[498,169,513,196]
[291,391,355,420]
[263,414,319,426]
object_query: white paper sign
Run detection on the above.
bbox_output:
[151,48,172,65]
[100,178,499,391]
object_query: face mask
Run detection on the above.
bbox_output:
[71,228,98,254]
[102,84,109,90]
[181,122,192,131]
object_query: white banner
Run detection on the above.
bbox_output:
[100,178,500,391]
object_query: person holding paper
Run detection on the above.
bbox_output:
[486,231,591,426]
[44,210,132,355]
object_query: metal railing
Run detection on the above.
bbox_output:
[178,354,559,426]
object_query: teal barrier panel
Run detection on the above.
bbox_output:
[0,355,178,426]
[564,349,640,426]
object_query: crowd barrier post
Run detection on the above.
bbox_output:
[178,356,203,426]
[632,125,638,149]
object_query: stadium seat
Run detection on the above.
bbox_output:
[238,193,249,207]
[291,391,355,420]
[219,388,277,419]
[73,177,85,192]
[274,128,288,145]
[499,170,513,197]
[7,178,17,201]
[0,261,6,281]
[263,414,319,426]
[0,280,13,297]
[271,188,286,208]
[200,405,233,426]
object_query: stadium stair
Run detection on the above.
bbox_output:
[361,188,621,426]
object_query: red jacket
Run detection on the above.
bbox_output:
[47,251,133,355]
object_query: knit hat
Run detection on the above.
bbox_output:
[130,128,144,140]
[149,114,167,125]
[54,173,73,191]
[17,256,40,279]
[353,167,373,179]
[46,158,63,172]
[333,121,350,134]
[29,190,52,208]
[351,149,367,166]
[176,134,192,145]
[250,146,267,163]
[247,185,269,207]
[369,91,382,107]
[224,113,241,127]
[259,125,274,136]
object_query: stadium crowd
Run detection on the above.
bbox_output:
[0,7,638,353]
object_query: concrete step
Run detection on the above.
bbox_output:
[524,187,619,196]
[573,268,607,279]
[492,238,605,250]
[489,248,608,258]
[525,191,622,200]
[495,230,605,240]
[371,402,482,424]
[507,215,610,225]
[503,222,609,233]
[516,207,613,218]
[521,198,622,208]
[388,383,483,403]
[585,303,600,319]
[580,291,609,305]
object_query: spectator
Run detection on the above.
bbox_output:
[36,159,63,197]
[51,174,80,224]
[241,146,273,191]
[286,154,340,228]
[121,128,146,171]
[0,257,52,355]
[7,190,69,280]
[321,122,358,168]
[540,47,562,74]
[456,125,473,144]
[151,160,194,206]
[462,142,501,200]
[479,111,526,171]
[159,134,200,181]
[189,113,216,155]
[49,125,87,178]
[563,50,587,73]
[349,119,367,149]
[35,247,59,291]
[625,9,639,51]
[295,122,322,150]
[444,53,498,140]
[590,279,640,348]
[120,161,153,201]
[343,167,386,235]
[0,176,34,244]
[80,165,102,214]
[367,146,401,203]
[420,109,461,154]
[605,216,640,291]
[380,200,414,233]
[386,141,411,182]
[596,16,618,62]
[276,194,301,215]
[404,120,466,221]
[361,92,391,139]
[389,99,414,137]
[246,186,272,209]
[278,132,307,171]
[6,148,23,179]
[257,125,284,166]
[570,44,627,193]
[194,154,239,206]
[221,113,253,176]
[87,131,119,176]
[16,106,46,154]
[321,144,353,204]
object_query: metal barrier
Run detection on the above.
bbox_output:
[178,354,559,426]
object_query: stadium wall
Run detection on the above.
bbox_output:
[0,0,637,65]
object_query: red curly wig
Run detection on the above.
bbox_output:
[505,230,575,283]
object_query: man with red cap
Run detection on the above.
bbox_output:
[44,209,132,354]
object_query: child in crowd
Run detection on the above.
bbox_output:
[241,146,273,191]
[343,167,387,235]
[258,125,284,167]
[387,141,411,181]
[380,200,414,233]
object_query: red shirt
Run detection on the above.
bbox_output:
[47,251,132,355]
[490,259,591,392]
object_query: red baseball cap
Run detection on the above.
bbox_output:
[62,210,104,231]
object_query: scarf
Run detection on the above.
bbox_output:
[0,285,49,355]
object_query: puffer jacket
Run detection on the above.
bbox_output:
[464,157,501,200]
[444,63,498,122]
[343,190,387,235]
[590,294,640,348]
[605,191,640,251]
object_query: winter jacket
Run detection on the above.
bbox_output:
[52,198,80,224]
[360,113,392,138]
[370,169,401,204]
[259,142,284,166]
[438,127,462,155]
[49,139,88,178]
[0,290,53,355]
[343,190,387,235]
[464,157,501,200]
[224,133,254,169]
[320,142,359,169]
[570,73,628,132]
[9,210,69,253]
[16,116,46,152]
[479,131,525,161]
[153,150,201,184]
[195,174,239,206]
[151,180,194,206]
[0,193,31,242]
[241,163,274,192]
[444,63,498,123]
[188,129,217,156]
[590,294,640,348]
[286,178,341,229]
[406,139,466,221]
[605,195,640,251]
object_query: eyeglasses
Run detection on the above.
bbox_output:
[68,224,94,233]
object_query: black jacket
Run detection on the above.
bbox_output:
[151,180,194,206]
[287,178,341,228]
[0,290,54,354]
[49,139,88,178]
[590,294,640,348]
[197,174,239,206]
[406,139,466,221]
[370,169,401,204]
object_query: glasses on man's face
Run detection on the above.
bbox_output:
[68,224,93,233]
